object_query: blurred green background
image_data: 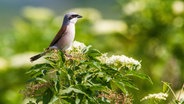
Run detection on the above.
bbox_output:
[0,0,184,104]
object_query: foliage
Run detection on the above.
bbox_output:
[24,41,150,104]
[1,0,184,103]
[117,0,184,86]
[141,82,184,104]
[115,0,184,102]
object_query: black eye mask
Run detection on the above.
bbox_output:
[68,15,78,20]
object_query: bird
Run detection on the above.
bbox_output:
[30,12,82,62]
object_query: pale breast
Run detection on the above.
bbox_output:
[55,24,75,50]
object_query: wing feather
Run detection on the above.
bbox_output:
[49,25,67,47]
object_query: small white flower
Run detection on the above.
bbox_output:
[98,53,108,63]
[67,41,141,71]
[98,54,141,70]
[141,92,168,101]
[66,41,87,56]
[70,41,86,51]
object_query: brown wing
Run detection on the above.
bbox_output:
[49,25,67,47]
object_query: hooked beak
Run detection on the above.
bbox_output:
[77,15,82,18]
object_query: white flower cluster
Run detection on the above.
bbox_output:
[141,92,168,101]
[67,41,141,71]
[69,41,86,51]
[98,54,141,70]
[67,41,87,55]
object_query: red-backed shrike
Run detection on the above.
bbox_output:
[30,12,82,62]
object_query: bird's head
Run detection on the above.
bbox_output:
[63,12,82,24]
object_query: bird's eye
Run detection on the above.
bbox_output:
[68,16,72,20]
[68,15,78,20]
[72,15,78,17]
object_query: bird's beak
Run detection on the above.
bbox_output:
[77,15,82,18]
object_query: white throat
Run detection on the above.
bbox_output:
[70,18,78,24]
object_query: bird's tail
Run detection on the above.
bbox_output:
[30,51,48,62]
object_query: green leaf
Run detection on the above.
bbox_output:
[58,50,65,60]
[49,95,59,104]
[111,80,128,94]
[87,49,102,58]
[27,78,36,83]
[43,88,53,104]
[82,45,92,53]
[123,80,139,90]
[54,80,60,92]
[75,96,80,104]
[27,63,52,78]
[104,75,112,82]
[89,84,108,91]
[59,99,70,104]
[35,77,47,83]
[162,81,177,99]
[27,101,36,104]
[59,87,90,98]
[126,71,153,84]
[89,61,101,70]
[84,73,93,82]
[60,87,83,94]
[162,81,170,93]
[30,63,52,70]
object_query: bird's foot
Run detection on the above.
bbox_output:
[63,51,72,57]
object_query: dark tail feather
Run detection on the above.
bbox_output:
[30,51,47,62]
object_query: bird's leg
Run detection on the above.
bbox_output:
[63,51,72,58]
[53,48,59,53]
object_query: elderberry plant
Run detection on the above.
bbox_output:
[24,41,151,104]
